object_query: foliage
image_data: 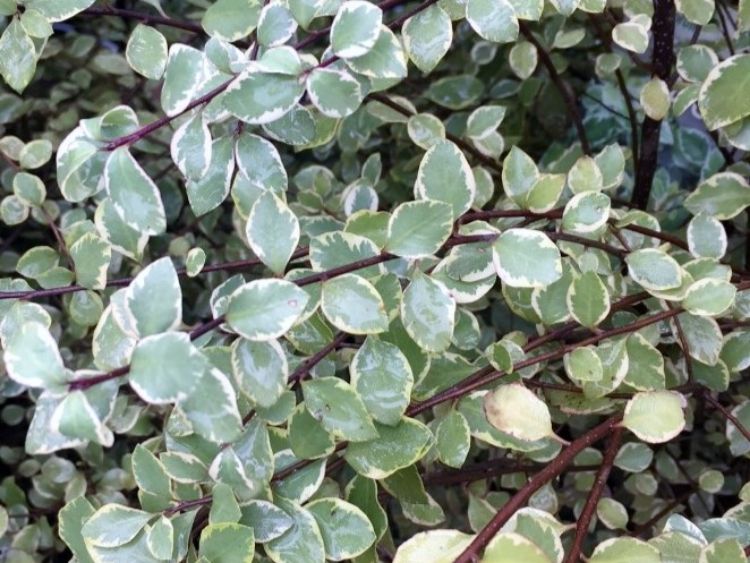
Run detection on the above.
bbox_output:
[1,0,750,562]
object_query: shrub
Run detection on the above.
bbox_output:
[1,0,750,561]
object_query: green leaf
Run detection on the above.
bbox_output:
[132,444,171,497]
[306,498,377,560]
[624,333,665,391]
[482,532,551,563]
[386,200,453,258]
[130,333,208,404]
[321,274,389,334]
[186,247,206,277]
[435,410,471,468]
[684,172,750,220]
[307,68,363,118]
[612,18,650,54]
[509,41,537,80]
[246,191,299,274]
[683,279,736,316]
[402,6,453,74]
[331,0,383,58]
[226,279,309,340]
[503,146,539,205]
[289,403,336,459]
[124,257,182,337]
[202,0,261,41]
[407,113,446,149]
[126,24,167,80]
[302,376,379,441]
[350,337,414,426]
[626,248,684,291]
[493,228,562,288]
[82,504,151,548]
[400,274,456,352]
[104,148,167,236]
[640,77,671,120]
[257,2,297,47]
[567,270,610,328]
[589,537,660,563]
[687,213,727,259]
[146,516,174,560]
[199,523,254,563]
[70,232,111,290]
[59,497,96,563]
[16,245,58,278]
[614,442,653,472]
[466,0,519,43]
[700,538,746,563]
[564,346,603,384]
[484,383,554,442]
[562,192,611,233]
[235,132,287,192]
[0,18,38,93]
[393,530,474,563]
[698,54,750,131]
[720,331,750,373]
[161,44,208,116]
[4,322,67,388]
[623,391,686,443]
[344,417,433,479]
[13,172,45,206]
[171,111,211,181]
[180,367,242,444]
[231,338,288,407]
[415,140,475,217]
[224,69,304,124]
[22,0,95,21]
[51,388,113,445]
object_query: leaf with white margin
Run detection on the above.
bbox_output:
[674,313,723,366]
[273,450,325,502]
[346,26,408,79]
[23,0,95,22]
[466,0,519,43]
[589,537,660,563]
[0,18,38,94]
[401,274,456,352]
[265,497,325,563]
[70,232,111,290]
[321,273,389,334]
[344,417,433,479]
[526,173,566,213]
[509,41,537,80]
[502,146,539,205]
[124,257,182,337]
[186,135,234,216]
[684,172,750,220]
[626,248,684,291]
[467,105,506,139]
[4,322,67,388]
[146,516,174,560]
[493,228,562,288]
[307,68,363,118]
[199,522,254,562]
[26,392,86,454]
[624,333,666,391]
[330,0,383,58]
[231,338,288,407]
[257,2,297,47]
[393,530,474,563]
[129,332,208,404]
[612,18,650,54]
[246,191,299,274]
[567,270,610,328]
[171,111,211,181]
[350,337,414,426]
[235,132,287,192]
[623,391,686,443]
[92,305,136,372]
[726,401,750,455]
[564,346,603,383]
[309,231,382,274]
[226,279,309,340]
[306,498,377,561]
[436,410,471,468]
[407,113,446,149]
[95,198,149,262]
[699,538,746,563]
[562,191,611,233]
[82,505,151,548]
[595,144,625,190]
[125,24,167,80]
[238,500,293,542]
[302,376,378,442]
[482,532,551,563]
[289,0,326,29]
[386,200,453,258]
[484,383,554,442]
[201,0,261,42]
[50,390,114,446]
[160,44,209,116]
[402,5,453,74]
[104,148,166,236]
[698,54,750,131]
[640,77,670,120]
[687,213,727,259]
[568,155,603,193]
[180,367,242,444]
[683,279,736,316]
[415,140,475,217]
[223,68,305,124]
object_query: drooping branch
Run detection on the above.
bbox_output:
[453,416,622,563]
[630,0,675,210]
[562,426,624,563]
[518,22,591,155]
